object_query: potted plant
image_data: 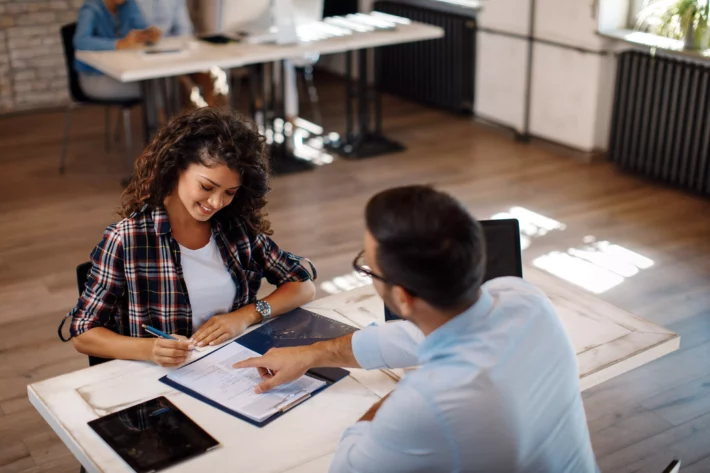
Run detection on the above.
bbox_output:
[635,0,710,50]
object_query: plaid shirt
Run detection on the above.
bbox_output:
[64,206,315,339]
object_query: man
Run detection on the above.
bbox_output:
[136,0,224,107]
[235,185,599,473]
[135,0,193,37]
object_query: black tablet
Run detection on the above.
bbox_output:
[88,396,220,473]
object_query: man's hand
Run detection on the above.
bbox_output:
[116,30,144,49]
[150,335,193,367]
[359,393,392,422]
[232,346,316,393]
[191,307,257,348]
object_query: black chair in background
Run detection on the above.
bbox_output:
[59,23,142,174]
[75,262,112,367]
[662,459,681,473]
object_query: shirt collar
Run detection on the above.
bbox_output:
[149,205,228,237]
[151,206,173,236]
[417,288,494,364]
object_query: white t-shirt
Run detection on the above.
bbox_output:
[179,236,237,332]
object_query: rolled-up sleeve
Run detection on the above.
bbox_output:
[352,321,424,370]
[253,233,316,286]
[68,225,126,337]
[330,385,452,473]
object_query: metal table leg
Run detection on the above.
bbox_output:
[329,48,405,159]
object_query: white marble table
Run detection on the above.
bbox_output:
[28,269,679,473]
[75,20,444,83]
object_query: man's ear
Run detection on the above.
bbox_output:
[391,285,416,318]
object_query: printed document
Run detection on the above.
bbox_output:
[167,343,325,422]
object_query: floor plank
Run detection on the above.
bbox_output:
[586,403,674,459]
[640,373,710,427]
[598,412,710,473]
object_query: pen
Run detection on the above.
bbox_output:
[142,324,178,340]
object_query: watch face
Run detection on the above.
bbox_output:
[257,301,271,317]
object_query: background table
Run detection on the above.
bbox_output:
[75,19,445,171]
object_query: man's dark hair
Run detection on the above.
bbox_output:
[365,185,486,310]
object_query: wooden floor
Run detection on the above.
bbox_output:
[1,78,709,473]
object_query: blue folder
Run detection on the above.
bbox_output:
[159,308,358,427]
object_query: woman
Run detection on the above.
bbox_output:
[62,108,317,367]
[74,0,161,100]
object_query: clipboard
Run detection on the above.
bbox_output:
[159,308,358,427]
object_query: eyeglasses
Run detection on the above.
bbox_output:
[352,250,417,296]
[352,250,387,283]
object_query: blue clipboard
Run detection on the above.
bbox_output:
[159,308,358,428]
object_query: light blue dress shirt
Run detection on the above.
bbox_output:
[331,277,600,473]
[135,0,193,37]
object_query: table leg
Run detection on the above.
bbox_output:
[345,50,354,144]
[266,59,316,175]
[329,48,405,159]
[141,80,153,146]
[161,77,172,119]
[173,76,181,115]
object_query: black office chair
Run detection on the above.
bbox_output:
[59,23,142,174]
[75,262,112,367]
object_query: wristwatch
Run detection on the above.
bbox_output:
[255,299,272,322]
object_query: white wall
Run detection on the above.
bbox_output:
[476,0,617,152]
[529,43,605,150]
[475,32,528,132]
[477,0,529,35]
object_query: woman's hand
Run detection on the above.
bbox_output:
[150,335,193,367]
[190,308,258,348]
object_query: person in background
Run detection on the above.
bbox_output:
[136,0,224,108]
[135,0,193,37]
[74,0,161,100]
[234,185,600,473]
[60,108,316,367]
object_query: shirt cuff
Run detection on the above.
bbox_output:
[352,325,386,370]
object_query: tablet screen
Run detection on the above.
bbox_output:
[88,396,219,473]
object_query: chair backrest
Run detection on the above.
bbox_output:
[76,261,92,295]
[75,261,112,367]
[662,460,681,473]
[60,22,89,103]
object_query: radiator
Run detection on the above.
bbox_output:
[373,0,476,114]
[609,50,710,196]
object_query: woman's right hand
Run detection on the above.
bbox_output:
[150,336,193,367]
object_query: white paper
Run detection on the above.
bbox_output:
[167,343,325,422]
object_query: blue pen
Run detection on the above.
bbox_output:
[142,324,178,340]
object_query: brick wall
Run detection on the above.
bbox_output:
[0,0,84,113]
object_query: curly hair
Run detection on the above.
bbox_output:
[120,107,272,235]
